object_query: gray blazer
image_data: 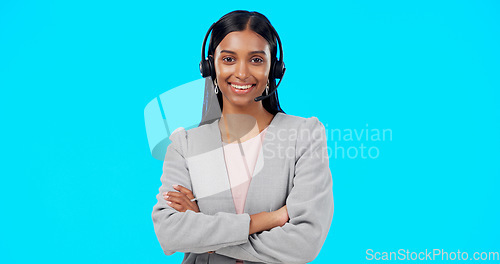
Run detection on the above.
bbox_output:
[152,112,334,264]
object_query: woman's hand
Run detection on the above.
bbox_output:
[163,185,200,213]
[249,205,289,235]
[273,205,289,227]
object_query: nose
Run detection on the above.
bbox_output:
[235,60,250,80]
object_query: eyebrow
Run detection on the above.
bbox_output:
[220,50,267,55]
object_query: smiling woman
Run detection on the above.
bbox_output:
[152,10,334,264]
[214,30,271,106]
[202,10,286,118]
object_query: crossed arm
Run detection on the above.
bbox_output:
[152,117,333,263]
[162,184,289,236]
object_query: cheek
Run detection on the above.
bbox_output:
[251,67,270,80]
[258,63,272,78]
[215,63,232,78]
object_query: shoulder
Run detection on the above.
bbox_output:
[278,114,327,156]
[277,112,325,132]
[169,120,215,141]
[168,119,218,154]
[167,127,188,154]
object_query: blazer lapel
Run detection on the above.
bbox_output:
[186,119,236,214]
[188,113,285,215]
[241,113,284,214]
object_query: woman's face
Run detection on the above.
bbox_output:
[213,29,272,109]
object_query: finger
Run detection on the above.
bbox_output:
[165,192,187,199]
[176,191,197,207]
[165,191,196,209]
[162,191,181,198]
[166,196,187,205]
[167,197,192,213]
[166,191,193,204]
[166,201,186,212]
[173,185,195,200]
[163,193,183,202]
[162,192,181,200]
[166,192,198,212]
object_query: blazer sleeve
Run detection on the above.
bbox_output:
[151,127,251,255]
[215,117,334,264]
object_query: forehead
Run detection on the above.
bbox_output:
[216,29,270,54]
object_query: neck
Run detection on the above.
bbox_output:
[222,101,268,118]
[219,102,275,143]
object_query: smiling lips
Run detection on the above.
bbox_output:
[229,82,255,90]
[227,82,256,95]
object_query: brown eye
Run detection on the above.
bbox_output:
[251,58,263,63]
[222,57,235,63]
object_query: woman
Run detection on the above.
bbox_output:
[152,10,334,264]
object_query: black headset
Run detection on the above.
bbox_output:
[199,21,286,101]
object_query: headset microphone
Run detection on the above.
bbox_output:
[254,77,284,101]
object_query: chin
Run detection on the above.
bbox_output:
[224,96,258,108]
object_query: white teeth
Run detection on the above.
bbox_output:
[231,83,253,90]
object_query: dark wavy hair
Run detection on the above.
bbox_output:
[207,10,285,115]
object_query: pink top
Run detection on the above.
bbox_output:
[222,127,268,264]
[222,127,268,215]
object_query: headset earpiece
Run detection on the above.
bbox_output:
[271,26,286,80]
[199,56,215,78]
[200,23,216,78]
[273,60,286,80]
[199,59,209,78]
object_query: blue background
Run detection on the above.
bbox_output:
[1,0,498,263]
